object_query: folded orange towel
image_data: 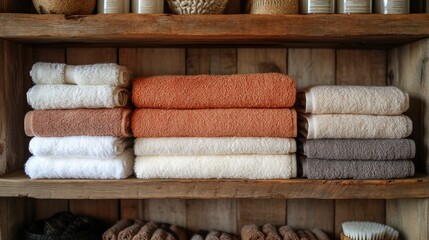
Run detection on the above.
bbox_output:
[132,109,297,137]
[25,108,132,137]
[132,73,296,109]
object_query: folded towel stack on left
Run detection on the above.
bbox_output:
[25,62,134,179]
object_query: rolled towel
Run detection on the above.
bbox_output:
[302,159,415,180]
[135,155,297,179]
[30,136,133,158]
[27,85,130,110]
[241,224,265,240]
[299,86,409,115]
[206,231,221,240]
[132,73,296,109]
[135,137,296,156]
[103,219,134,240]
[119,220,145,240]
[25,109,132,137]
[262,224,281,240]
[311,229,329,240]
[278,226,299,240]
[297,230,310,240]
[169,225,186,240]
[30,62,130,87]
[132,222,158,240]
[303,231,317,240]
[151,229,173,240]
[300,114,412,139]
[220,233,237,240]
[25,148,135,179]
[132,109,297,138]
[191,231,208,240]
[303,139,416,160]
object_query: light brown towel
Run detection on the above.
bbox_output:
[25,108,132,137]
[278,226,299,240]
[241,224,265,240]
[262,224,281,240]
[206,231,221,240]
[118,220,145,240]
[132,109,297,138]
[132,73,296,109]
[132,222,158,240]
[311,229,329,240]
[103,219,134,240]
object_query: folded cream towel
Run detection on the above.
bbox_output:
[27,85,130,110]
[134,137,296,156]
[25,148,135,179]
[135,155,297,179]
[30,62,130,87]
[301,114,412,139]
[30,136,133,158]
[300,86,409,115]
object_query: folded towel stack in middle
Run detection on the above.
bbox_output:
[132,73,298,179]
[298,86,415,180]
[24,62,134,179]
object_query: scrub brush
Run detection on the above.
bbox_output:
[341,221,399,240]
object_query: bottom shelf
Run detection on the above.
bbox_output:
[1,171,428,199]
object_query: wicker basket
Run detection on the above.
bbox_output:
[167,0,229,14]
[32,0,96,15]
[249,0,299,14]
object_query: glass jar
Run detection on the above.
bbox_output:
[337,0,372,13]
[132,0,164,13]
[98,0,130,14]
[374,0,409,14]
[300,0,335,13]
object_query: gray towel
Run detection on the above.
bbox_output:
[303,159,415,180]
[303,139,415,160]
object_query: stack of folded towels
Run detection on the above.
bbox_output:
[132,73,298,179]
[298,86,415,179]
[24,62,134,179]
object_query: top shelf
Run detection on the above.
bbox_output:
[0,13,428,48]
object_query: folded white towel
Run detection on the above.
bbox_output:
[134,137,296,156]
[301,86,409,115]
[25,149,135,179]
[30,62,130,87]
[27,85,129,110]
[303,114,412,139]
[134,155,297,179]
[30,136,133,158]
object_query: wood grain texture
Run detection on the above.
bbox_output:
[1,14,429,47]
[144,199,186,226]
[120,200,144,219]
[387,199,429,239]
[187,48,237,75]
[237,199,286,230]
[237,48,286,73]
[0,198,33,240]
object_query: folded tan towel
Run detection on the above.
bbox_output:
[278,226,299,240]
[262,224,281,240]
[132,222,158,240]
[241,225,265,240]
[311,229,329,240]
[299,86,409,115]
[301,114,412,139]
[132,73,296,109]
[25,109,132,137]
[103,219,134,240]
[119,220,145,240]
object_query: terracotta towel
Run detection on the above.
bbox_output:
[132,222,158,240]
[27,85,130,110]
[303,159,415,180]
[311,229,329,240]
[119,220,145,240]
[103,219,134,240]
[241,225,265,240]
[132,73,296,109]
[25,109,132,137]
[135,155,297,179]
[303,139,416,160]
[262,224,281,240]
[30,62,130,87]
[278,226,299,240]
[206,231,221,240]
[135,137,296,156]
[132,109,297,138]
[300,114,412,139]
[298,86,409,115]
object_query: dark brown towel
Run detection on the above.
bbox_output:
[103,219,134,240]
[303,159,415,180]
[278,226,299,240]
[303,139,415,160]
[25,108,132,137]
[262,224,281,240]
[311,229,329,240]
[241,224,265,240]
[206,231,221,240]
[132,222,158,240]
[118,220,145,240]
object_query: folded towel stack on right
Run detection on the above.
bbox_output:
[132,73,298,179]
[298,86,415,180]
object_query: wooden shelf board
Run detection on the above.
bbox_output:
[0,14,428,48]
[1,171,428,199]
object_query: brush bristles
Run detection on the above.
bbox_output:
[342,221,399,240]
[385,226,399,240]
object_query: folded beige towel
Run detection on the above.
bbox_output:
[301,114,412,139]
[299,86,409,115]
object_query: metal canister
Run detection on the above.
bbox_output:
[337,0,372,13]
[132,0,164,13]
[98,0,130,13]
[300,0,335,14]
[374,0,409,14]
